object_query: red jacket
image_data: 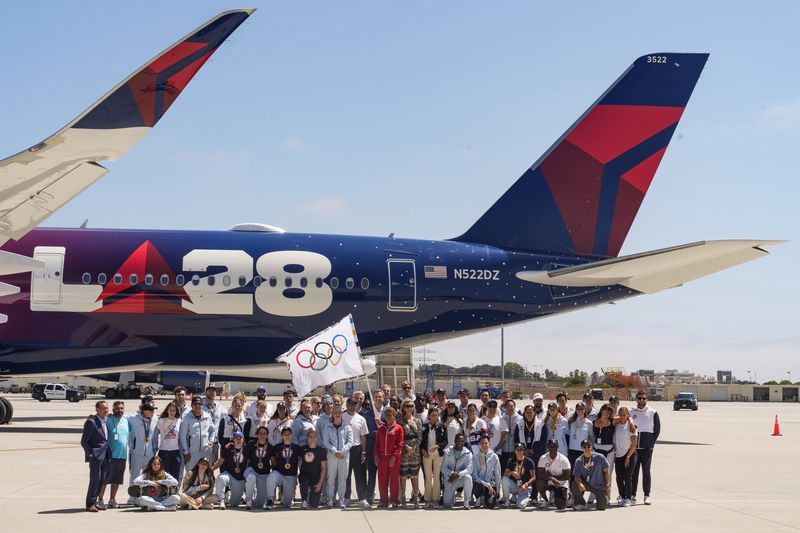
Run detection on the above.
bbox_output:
[374,422,404,458]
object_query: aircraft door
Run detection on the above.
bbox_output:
[387,259,417,311]
[31,248,64,304]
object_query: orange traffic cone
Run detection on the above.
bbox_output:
[771,415,782,437]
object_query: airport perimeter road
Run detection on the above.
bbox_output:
[1,396,798,532]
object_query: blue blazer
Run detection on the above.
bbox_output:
[81,415,109,462]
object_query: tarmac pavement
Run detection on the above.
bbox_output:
[1,395,798,532]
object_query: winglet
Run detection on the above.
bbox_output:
[72,9,254,130]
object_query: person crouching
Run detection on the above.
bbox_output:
[131,455,179,511]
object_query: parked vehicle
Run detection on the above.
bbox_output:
[33,383,86,402]
[673,391,699,411]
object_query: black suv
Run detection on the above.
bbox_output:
[673,391,698,411]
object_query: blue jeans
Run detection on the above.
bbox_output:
[266,472,297,507]
[244,468,269,507]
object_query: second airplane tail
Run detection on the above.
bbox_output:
[453,52,709,257]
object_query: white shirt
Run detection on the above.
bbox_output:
[483,415,504,450]
[156,417,181,451]
[614,421,637,455]
[245,400,274,421]
[343,411,368,447]
[630,406,657,433]
[537,452,571,488]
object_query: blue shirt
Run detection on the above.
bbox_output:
[572,451,609,489]
[106,415,130,459]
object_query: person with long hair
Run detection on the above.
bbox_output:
[441,400,464,448]
[265,427,303,509]
[292,399,316,447]
[212,430,248,510]
[398,399,422,508]
[421,406,447,508]
[567,402,594,466]
[243,400,270,445]
[131,455,179,511]
[322,404,353,508]
[244,426,271,509]
[516,404,547,468]
[154,402,182,480]
[544,402,568,456]
[267,401,293,448]
[463,403,487,454]
[593,404,616,484]
[374,406,404,508]
[613,406,638,507]
[218,397,246,449]
[179,457,218,509]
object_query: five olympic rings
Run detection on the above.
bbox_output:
[295,334,349,371]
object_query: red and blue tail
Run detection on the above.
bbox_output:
[453,53,709,257]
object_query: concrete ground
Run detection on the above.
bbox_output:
[0,395,798,532]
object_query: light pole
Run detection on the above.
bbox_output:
[747,370,752,384]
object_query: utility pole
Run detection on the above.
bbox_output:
[500,328,505,390]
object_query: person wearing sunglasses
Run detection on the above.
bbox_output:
[571,439,610,510]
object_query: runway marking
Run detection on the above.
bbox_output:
[360,508,377,533]
[0,445,80,453]
[660,487,800,530]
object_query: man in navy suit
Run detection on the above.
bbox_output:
[81,400,110,512]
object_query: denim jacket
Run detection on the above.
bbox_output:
[127,412,157,459]
[322,422,353,455]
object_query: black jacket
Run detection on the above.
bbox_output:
[420,422,448,456]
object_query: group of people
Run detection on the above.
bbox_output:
[81,382,660,512]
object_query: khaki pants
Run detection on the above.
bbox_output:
[422,452,443,503]
[179,492,219,509]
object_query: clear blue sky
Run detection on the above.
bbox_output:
[1,1,796,382]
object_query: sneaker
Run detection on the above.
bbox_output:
[127,497,138,506]
[631,497,637,504]
[140,506,148,512]
[621,499,631,507]
[97,498,104,508]
[502,501,510,508]
[218,503,226,510]
[328,500,335,508]
[302,500,309,510]
[166,505,177,512]
[264,500,274,510]
[644,496,652,505]
[108,499,118,509]
[245,502,252,510]
[360,500,370,509]
[340,500,347,509]
[573,504,586,511]
[463,503,471,510]
[538,501,549,510]
[588,494,596,504]
[344,498,351,507]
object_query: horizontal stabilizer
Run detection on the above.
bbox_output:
[516,240,785,294]
[0,249,45,275]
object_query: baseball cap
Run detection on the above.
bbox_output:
[233,430,244,439]
[140,403,156,412]
[276,401,286,408]
[514,442,526,450]
[576,402,586,410]
[346,397,357,405]
[256,386,267,393]
[191,396,203,405]
[609,395,619,401]
[547,438,559,446]
[487,399,498,407]
[532,393,544,401]
[435,388,446,394]
[458,388,469,396]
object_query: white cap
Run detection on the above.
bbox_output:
[533,393,544,401]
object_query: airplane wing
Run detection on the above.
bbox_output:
[516,240,785,294]
[0,9,254,246]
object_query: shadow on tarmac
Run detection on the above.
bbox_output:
[0,427,83,434]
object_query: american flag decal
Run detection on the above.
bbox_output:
[424,265,447,279]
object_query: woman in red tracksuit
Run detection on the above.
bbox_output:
[374,406,404,507]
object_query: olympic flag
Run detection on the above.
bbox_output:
[276,314,365,399]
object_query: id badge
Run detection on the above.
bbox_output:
[114,434,119,441]
[596,437,601,444]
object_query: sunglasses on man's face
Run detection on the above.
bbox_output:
[637,397,647,400]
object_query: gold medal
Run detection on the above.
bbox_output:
[235,467,240,474]
[285,463,291,469]
[258,462,264,470]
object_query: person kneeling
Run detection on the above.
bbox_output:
[244,426,272,509]
[472,433,501,509]
[535,439,571,510]
[212,430,248,510]
[265,427,302,509]
[180,457,219,509]
[501,443,536,509]
[442,433,473,510]
[571,439,610,511]
[130,455,179,511]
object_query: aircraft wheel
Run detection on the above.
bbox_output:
[0,397,12,424]
[0,399,7,425]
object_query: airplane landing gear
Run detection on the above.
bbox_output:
[0,396,13,424]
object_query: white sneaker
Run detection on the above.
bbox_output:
[301,500,309,510]
[340,500,346,509]
[622,499,631,507]
[218,503,226,510]
[573,504,586,511]
[360,500,370,509]
[538,501,549,510]
[644,496,652,505]
[264,500,273,510]
[127,497,138,506]
[588,494,596,504]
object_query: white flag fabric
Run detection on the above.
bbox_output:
[277,314,364,399]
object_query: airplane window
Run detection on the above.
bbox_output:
[81,273,91,285]
[191,274,200,286]
[144,274,153,286]
[207,275,215,287]
[269,276,277,287]
[253,276,262,287]
[176,274,185,286]
[300,277,308,288]
[315,277,323,288]
[223,275,231,287]
[113,274,122,285]
[129,274,138,285]
[361,277,369,290]
[285,277,293,288]
[330,277,339,289]
[238,275,247,287]
[345,277,354,289]
[160,274,169,286]
[98,273,107,285]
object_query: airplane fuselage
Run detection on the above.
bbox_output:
[0,227,636,375]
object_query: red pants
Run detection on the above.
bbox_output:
[377,454,401,505]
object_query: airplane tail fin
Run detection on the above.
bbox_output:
[452,53,709,257]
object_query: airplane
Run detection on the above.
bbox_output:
[0,9,782,424]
